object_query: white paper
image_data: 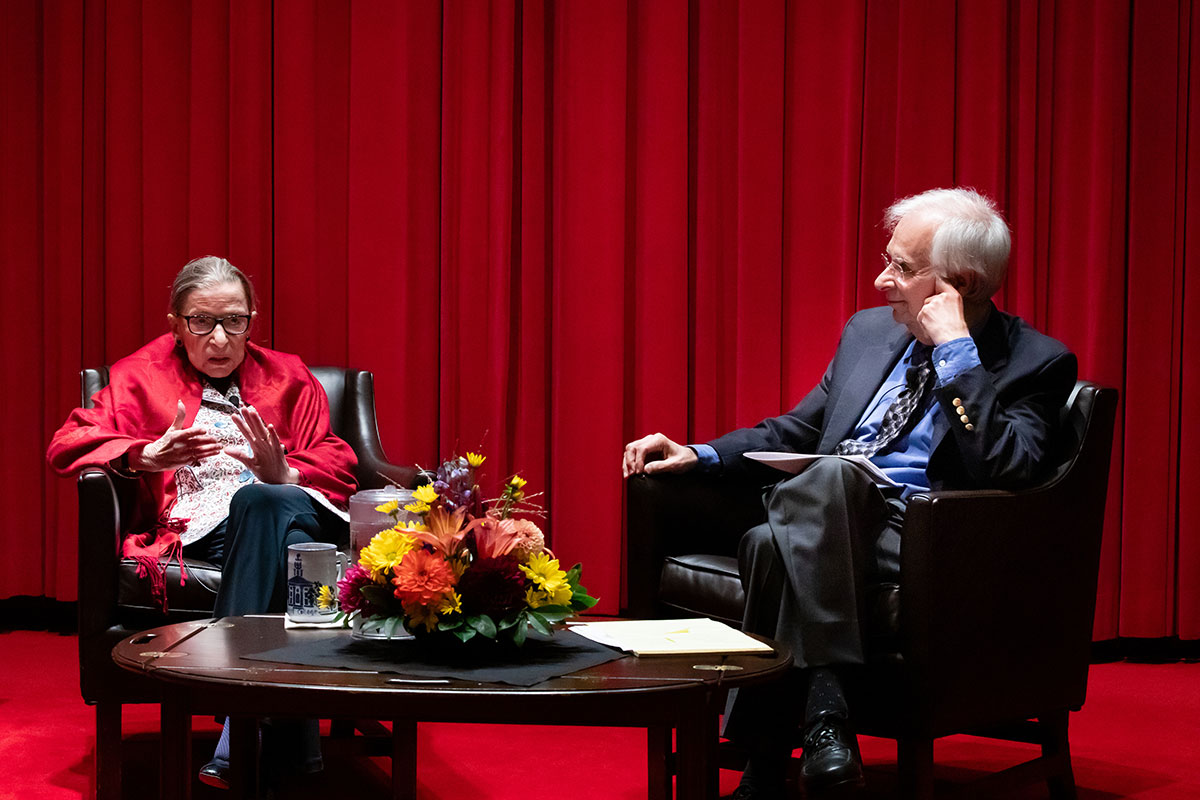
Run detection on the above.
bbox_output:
[743,451,899,487]
[569,617,774,656]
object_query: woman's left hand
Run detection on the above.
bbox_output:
[226,405,302,485]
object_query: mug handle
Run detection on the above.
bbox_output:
[335,550,349,583]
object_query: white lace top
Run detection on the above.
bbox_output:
[169,380,348,546]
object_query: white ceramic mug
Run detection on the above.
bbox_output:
[285,542,347,622]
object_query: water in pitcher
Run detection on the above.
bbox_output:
[349,487,418,560]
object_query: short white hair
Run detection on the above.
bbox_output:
[885,187,1010,302]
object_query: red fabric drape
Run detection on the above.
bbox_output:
[5,0,1197,638]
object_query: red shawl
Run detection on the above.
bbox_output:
[48,334,358,607]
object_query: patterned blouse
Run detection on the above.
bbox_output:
[169,380,348,546]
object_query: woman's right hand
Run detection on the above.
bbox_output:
[128,400,223,472]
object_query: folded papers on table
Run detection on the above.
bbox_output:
[568,617,775,656]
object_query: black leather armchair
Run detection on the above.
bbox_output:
[623,381,1117,799]
[77,367,419,799]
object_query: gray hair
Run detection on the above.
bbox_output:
[884,188,1010,302]
[169,256,257,314]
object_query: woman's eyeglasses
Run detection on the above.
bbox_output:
[181,314,251,335]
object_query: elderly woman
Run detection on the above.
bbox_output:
[48,256,356,789]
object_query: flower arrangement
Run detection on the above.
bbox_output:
[331,452,597,646]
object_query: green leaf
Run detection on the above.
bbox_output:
[497,610,523,630]
[382,616,404,639]
[530,604,571,616]
[467,614,498,638]
[360,584,393,606]
[454,627,477,643]
[564,563,584,585]
[511,621,527,647]
[532,607,571,624]
[527,610,553,637]
[438,617,464,632]
[571,591,600,611]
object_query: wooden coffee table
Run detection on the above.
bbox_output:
[113,615,791,800]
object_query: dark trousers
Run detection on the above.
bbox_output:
[724,458,905,746]
[184,483,348,618]
[183,483,346,773]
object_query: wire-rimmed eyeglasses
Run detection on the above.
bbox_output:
[880,252,919,278]
[181,314,251,336]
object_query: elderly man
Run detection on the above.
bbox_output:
[622,188,1077,798]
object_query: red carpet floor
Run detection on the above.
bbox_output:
[2,629,1198,799]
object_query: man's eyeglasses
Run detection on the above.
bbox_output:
[880,252,919,278]
[181,314,252,336]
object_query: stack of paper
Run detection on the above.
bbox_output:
[568,617,774,656]
[743,451,899,486]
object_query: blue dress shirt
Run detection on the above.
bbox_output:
[690,336,982,499]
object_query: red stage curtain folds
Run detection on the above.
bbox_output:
[4,0,1197,640]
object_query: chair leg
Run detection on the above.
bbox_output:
[647,725,673,800]
[329,719,355,738]
[1041,711,1078,800]
[95,702,122,800]
[896,737,934,800]
[392,720,418,800]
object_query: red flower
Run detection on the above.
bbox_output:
[391,549,457,606]
[338,564,379,615]
[457,555,527,618]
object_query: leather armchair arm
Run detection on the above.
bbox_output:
[623,472,768,617]
[896,480,1105,728]
[76,469,129,639]
[342,371,421,490]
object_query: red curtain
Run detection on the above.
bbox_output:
[5,0,1197,640]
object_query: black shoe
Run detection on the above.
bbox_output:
[799,716,864,792]
[727,750,789,800]
[728,784,786,800]
[198,759,231,790]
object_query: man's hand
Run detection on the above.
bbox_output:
[917,276,971,346]
[129,400,223,472]
[226,405,301,485]
[622,433,699,478]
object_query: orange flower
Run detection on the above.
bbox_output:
[408,505,470,556]
[471,516,546,560]
[391,549,457,606]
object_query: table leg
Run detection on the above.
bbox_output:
[160,691,192,800]
[392,719,418,800]
[647,725,673,800]
[229,716,258,800]
[674,704,719,800]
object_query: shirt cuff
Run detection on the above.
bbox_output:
[689,443,721,474]
[931,337,982,385]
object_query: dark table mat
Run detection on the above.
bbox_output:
[242,629,625,687]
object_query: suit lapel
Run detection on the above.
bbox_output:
[820,324,912,452]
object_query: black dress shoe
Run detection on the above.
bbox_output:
[727,783,786,800]
[198,759,231,790]
[799,715,864,792]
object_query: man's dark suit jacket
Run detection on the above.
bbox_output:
[708,304,1078,492]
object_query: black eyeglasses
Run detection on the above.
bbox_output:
[181,314,252,335]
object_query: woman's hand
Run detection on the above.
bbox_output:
[129,400,224,472]
[226,405,301,485]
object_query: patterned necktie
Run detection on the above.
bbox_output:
[835,344,934,458]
